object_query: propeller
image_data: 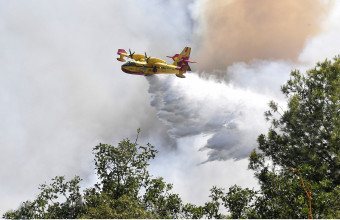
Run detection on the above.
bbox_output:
[128,49,135,59]
[144,52,151,63]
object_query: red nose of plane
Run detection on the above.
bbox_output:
[121,66,131,73]
[121,66,143,75]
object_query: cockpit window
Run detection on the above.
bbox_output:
[122,61,137,67]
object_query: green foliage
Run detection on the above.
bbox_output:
[80,129,185,218]
[202,186,225,219]
[3,176,83,219]
[3,129,184,219]
[265,57,340,182]
[181,203,205,219]
[248,56,340,218]
[224,185,256,219]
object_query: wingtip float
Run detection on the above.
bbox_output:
[116,47,196,78]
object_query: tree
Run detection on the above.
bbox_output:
[81,131,184,218]
[3,129,184,219]
[223,185,256,219]
[247,56,340,218]
[3,176,83,219]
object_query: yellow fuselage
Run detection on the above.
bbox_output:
[121,60,182,76]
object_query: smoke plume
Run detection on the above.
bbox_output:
[193,0,332,73]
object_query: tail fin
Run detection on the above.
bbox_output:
[168,47,196,73]
[117,49,127,62]
[178,47,191,61]
[117,49,127,55]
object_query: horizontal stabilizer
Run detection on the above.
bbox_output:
[167,54,179,61]
[183,59,197,63]
[117,57,126,62]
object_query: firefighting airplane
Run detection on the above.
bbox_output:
[116,47,196,78]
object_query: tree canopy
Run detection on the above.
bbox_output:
[3,130,183,219]
[248,56,340,218]
[3,57,340,218]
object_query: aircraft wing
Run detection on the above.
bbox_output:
[154,62,181,70]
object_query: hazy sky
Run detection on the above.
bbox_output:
[1,0,340,214]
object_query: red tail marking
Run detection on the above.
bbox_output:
[117,49,127,55]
